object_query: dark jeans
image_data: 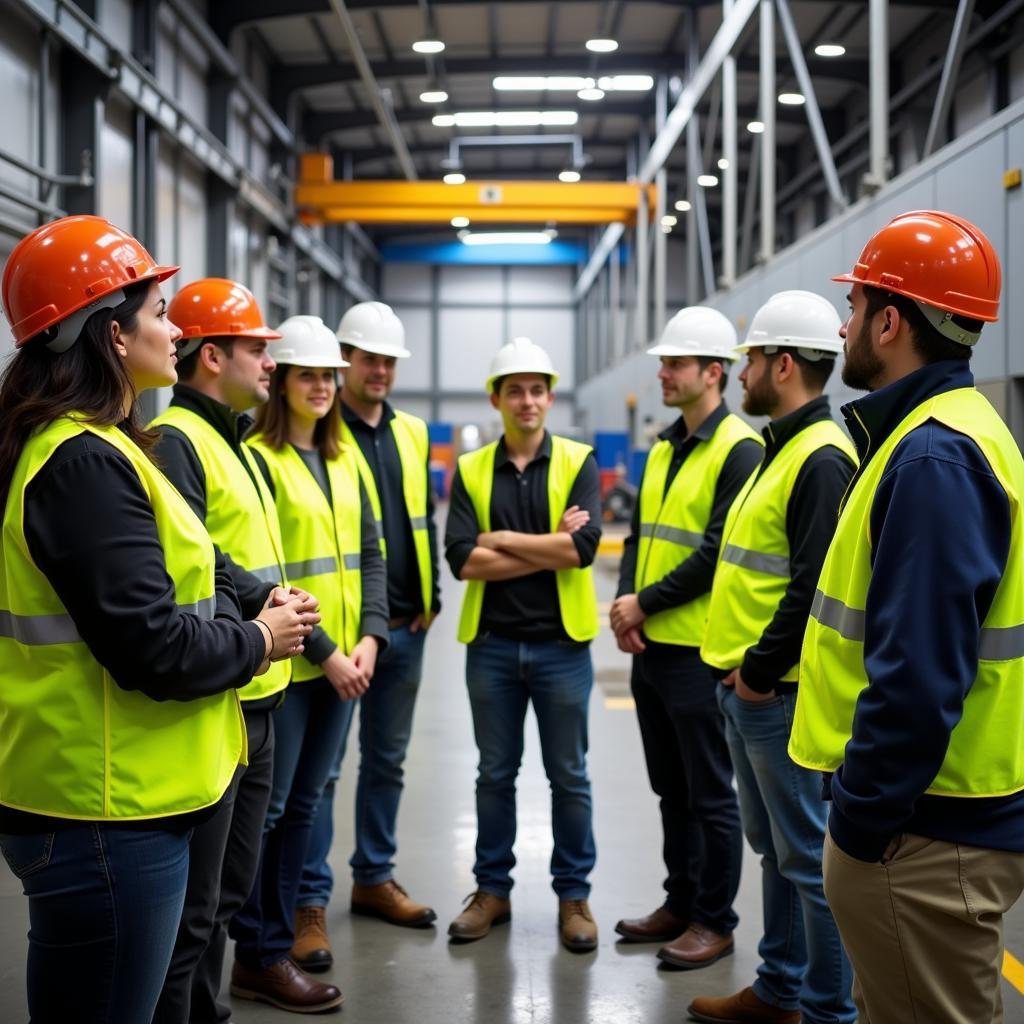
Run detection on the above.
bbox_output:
[232,677,357,968]
[631,641,742,933]
[465,634,596,899]
[153,707,274,1024]
[300,624,426,903]
[1,823,190,1024]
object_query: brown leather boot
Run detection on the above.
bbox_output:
[614,905,688,943]
[291,905,332,972]
[230,957,343,1013]
[688,986,801,1023]
[558,898,598,952]
[447,891,512,941]
[351,879,437,928]
[657,923,734,970]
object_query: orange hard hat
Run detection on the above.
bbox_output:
[834,211,1000,342]
[169,279,282,359]
[2,215,178,350]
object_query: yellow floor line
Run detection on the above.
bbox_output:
[1004,950,1024,994]
[598,536,625,556]
[604,697,636,711]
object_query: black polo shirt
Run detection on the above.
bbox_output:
[341,401,441,620]
[445,432,602,642]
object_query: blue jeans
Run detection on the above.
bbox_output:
[465,634,596,900]
[299,623,426,903]
[1,823,190,1024]
[231,678,356,968]
[718,686,855,1024]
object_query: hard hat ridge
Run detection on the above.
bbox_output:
[486,336,560,393]
[335,301,410,358]
[274,315,349,368]
[647,306,739,361]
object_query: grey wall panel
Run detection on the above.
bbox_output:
[0,14,39,199]
[0,234,16,357]
[99,99,133,229]
[1008,118,1024,377]
[506,308,575,389]
[99,0,134,55]
[178,156,207,287]
[179,28,210,118]
[438,399,502,439]
[157,9,177,96]
[156,147,178,271]
[438,308,503,391]
[507,266,572,304]
[389,397,431,422]
[388,306,432,391]
[383,264,431,302]
[439,266,503,304]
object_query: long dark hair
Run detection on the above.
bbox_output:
[0,280,153,504]
[250,364,342,460]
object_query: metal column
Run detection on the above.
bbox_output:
[760,0,775,262]
[654,76,668,336]
[869,0,889,188]
[636,187,649,350]
[923,0,976,159]
[722,0,737,287]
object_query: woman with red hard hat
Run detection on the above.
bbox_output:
[0,215,314,1024]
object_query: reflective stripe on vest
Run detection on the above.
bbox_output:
[456,436,599,644]
[790,388,1024,797]
[247,436,364,679]
[701,418,856,679]
[636,413,762,646]
[0,418,245,821]
[340,409,433,615]
[150,405,290,700]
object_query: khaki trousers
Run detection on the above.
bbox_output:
[823,828,1024,1024]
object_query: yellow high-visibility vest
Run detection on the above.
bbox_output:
[636,413,761,646]
[0,417,245,820]
[456,435,599,644]
[151,405,290,700]
[340,409,433,616]
[790,388,1024,796]
[701,418,856,678]
[247,436,363,679]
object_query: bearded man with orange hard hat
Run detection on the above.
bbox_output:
[788,211,1024,1024]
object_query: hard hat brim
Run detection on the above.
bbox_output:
[336,338,411,358]
[485,369,560,393]
[831,270,998,322]
[277,354,350,369]
[646,342,736,360]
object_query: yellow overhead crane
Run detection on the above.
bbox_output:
[295,154,657,227]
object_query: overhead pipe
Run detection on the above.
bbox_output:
[923,0,976,158]
[760,0,776,263]
[868,0,889,189]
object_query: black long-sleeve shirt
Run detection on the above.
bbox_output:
[341,401,441,619]
[248,444,390,668]
[734,396,856,694]
[445,432,602,642]
[617,402,763,617]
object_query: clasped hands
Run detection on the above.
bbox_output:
[252,586,321,675]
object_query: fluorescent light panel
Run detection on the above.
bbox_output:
[432,111,579,128]
[558,170,581,183]
[747,120,765,134]
[491,75,653,92]
[778,92,806,105]
[419,90,448,103]
[814,43,846,57]
[577,88,605,101]
[697,174,719,187]
[412,40,445,54]
[674,200,691,212]
[451,216,470,228]
[443,172,466,185]
[586,38,618,53]
[461,231,555,246]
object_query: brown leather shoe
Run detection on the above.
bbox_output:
[447,891,512,941]
[688,986,800,1023]
[291,905,332,972]
[351,879,437,928]
[559,898,598,952]
[614,905,688,943]
[230,957,343,1013]
[657,923,734,970]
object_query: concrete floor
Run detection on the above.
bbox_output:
[3,540,1024,1022]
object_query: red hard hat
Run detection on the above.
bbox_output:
[168,279,282,344]
[833,210,1001,323]
[2,215,178,348]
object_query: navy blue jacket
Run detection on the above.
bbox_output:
[828,360,1024,862]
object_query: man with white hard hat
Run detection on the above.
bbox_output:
[688,291,857,1024]
[610,307,763,968]
[444,337,602,952]
[292,301,441,969]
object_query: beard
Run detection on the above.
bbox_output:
[841,322,884,391]
[742,370,779,417]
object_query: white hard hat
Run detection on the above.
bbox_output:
[485,337,560,393]
[336,301,411,358]
[274,315,349,368]
[647,306,739,360]
[735,290,844,360]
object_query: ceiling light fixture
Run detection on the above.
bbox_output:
[717,157,729,170]
[558,169,582,183]
[585,38,619,53]
[432,111,579,128]
[460,231,556,246]
[814,43,846,58]
[443,172,466,184]
[412,40,445,54]
[747,120,765,134]
[419,90,448,103]
[661,215,678,227]
[778,92,806,105]
[674,199,692,212]
[577,87,605,101]
[597,75,654,92]
[493,76,591,91]
[697,174,719,187]
[451,216,470,228]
